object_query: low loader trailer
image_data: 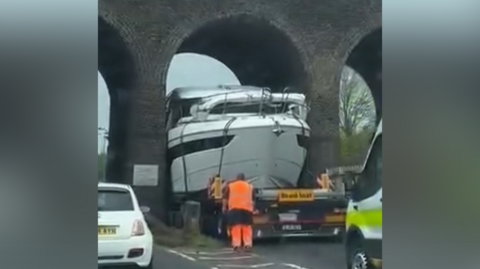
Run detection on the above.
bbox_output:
[200,174,348,241]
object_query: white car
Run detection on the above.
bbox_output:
[98,182,154,268]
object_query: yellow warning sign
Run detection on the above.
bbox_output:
[278,190,314,202]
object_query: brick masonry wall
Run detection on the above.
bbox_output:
[99,0,381,219]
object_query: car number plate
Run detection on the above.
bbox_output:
[98,226,117,235]
[278,213,297,222]
[282,224,302,231]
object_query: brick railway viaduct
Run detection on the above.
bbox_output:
[98,0,381,219]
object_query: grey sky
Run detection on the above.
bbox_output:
[98,53,240,152]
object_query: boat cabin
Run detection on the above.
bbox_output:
[166,86,309,129]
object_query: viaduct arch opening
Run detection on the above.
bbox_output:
[345,28,382,121]
[166,53,240,93]
[337,28,381,165]
[173,14,308,93]
[98,17,135,183]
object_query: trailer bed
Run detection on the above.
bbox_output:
[250,189,347,239]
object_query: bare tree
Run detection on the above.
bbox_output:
[339,67,376,136]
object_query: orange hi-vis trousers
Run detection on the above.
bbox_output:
[230,224,252,247]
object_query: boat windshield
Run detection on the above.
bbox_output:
[209,101,305,116]
[167,88,309,128]
[166,98,201,129]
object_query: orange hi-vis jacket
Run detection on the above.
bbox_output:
[227,180,253,212]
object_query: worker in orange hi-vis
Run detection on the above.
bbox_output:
[222,172,254,251]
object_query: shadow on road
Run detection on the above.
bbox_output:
[255,236,341,246]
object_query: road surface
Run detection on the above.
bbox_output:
[255,237,345,269]
[154,237,345,269]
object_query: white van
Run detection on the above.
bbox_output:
[344,119,382,269]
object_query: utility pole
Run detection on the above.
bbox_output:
[98,127,109,182]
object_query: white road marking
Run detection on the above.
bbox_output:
[167,249,197,261]
[282,263,309,269]
[216,263,275,268]
[198,255,255,260]
[251,263,275,268]
[216,265,253,268]
[183,250,235,255]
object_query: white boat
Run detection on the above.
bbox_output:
[166,85,311,193]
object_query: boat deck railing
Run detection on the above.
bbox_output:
[170,86,310,127]
[197,86,309,117]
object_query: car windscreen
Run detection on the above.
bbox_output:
[98,188,134,211]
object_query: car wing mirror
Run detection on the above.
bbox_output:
[139,205,151,214]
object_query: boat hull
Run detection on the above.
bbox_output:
[167,115,310,193]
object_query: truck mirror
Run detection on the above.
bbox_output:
[343,172,357,190]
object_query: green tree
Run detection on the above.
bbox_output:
[339,67,376,165]
[340,131,373,165]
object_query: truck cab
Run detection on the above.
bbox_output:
[343,119,382,269]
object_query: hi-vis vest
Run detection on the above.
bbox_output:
[227,180,253,211]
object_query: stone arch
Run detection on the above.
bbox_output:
[169,14,309,93]
[299,11,381,183]
[98,0,381,220]
[344,27,382,121]
[98,16,136,183]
